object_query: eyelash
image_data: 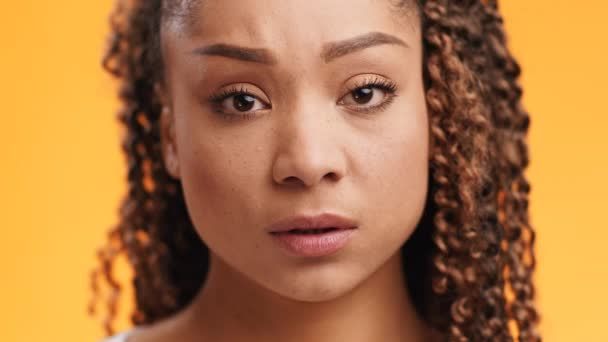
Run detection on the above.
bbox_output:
[207,78,399,120]
[208,85,264,121]
[343,77,398,114]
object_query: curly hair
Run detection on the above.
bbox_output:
[89,0,541,340]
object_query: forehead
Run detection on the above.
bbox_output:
[158,0,422,80]
[162,0,419,40]
[162,0,202,29]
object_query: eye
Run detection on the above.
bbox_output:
[208,85,270,119]
[338,77,398,114]
[343,86,385,106]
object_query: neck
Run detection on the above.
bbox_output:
[181,251,435,342]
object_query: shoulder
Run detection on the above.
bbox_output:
[98,330,134,342]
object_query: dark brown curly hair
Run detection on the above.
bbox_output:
[89,0,541,340]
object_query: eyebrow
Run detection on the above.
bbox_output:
[190,31,408,65]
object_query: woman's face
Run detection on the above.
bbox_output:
[160,0,429,301]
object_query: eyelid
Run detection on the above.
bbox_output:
[209,83,271,104]
[211,85,272,112]
[207,84,272,119]
[344,74,394,93]
[335,75,399,116]
[338,75,398,103]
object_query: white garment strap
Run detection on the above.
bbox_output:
[98,329,133,342]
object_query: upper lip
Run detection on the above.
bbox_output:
[268,212,358,233]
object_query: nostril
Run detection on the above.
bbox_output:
[324,171,339,181]
[283,176,304,185]
[278,172,340,187]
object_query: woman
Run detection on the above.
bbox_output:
[90,0,541,340]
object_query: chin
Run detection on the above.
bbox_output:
[263,266,365,303]
[276,284,355,303]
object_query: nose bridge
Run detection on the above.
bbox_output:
[271,95,346,188]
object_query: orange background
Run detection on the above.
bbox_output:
[1,1,606,341]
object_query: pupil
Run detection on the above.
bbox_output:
[353,87,373,104]
[234,94,255,111]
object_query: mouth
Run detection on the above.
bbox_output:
[269,226,357,257]
[267,213,358,257]
[272,227,343,235]
[267,212,358,234]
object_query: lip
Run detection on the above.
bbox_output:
[267,213,358,257]
[267,212,358,233]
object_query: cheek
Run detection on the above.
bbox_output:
[175,125,267,241]
[356,106,429,237]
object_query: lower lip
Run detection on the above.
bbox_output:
[270,228,356,257]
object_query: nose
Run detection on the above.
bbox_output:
[271,106,347,188]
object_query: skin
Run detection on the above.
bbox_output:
[130,0,439,341]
